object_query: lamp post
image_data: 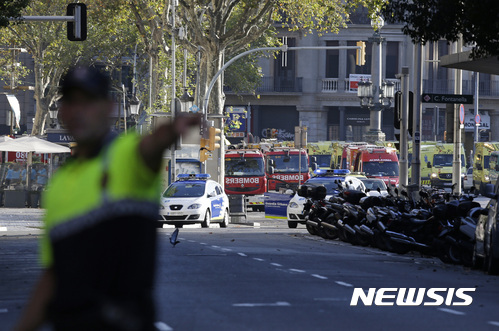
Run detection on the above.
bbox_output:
[357,16,395,143]
[48,103,58,129]
[127,95,141,129]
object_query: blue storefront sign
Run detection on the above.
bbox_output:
[225,106,247,138]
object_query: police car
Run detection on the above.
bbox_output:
[287,169,366,228]
[159,174,230,228]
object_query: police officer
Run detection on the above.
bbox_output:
[15,66,200,330]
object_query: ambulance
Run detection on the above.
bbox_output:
[472,142,499,193]
[307,141,332,171]
[425,143,466,189]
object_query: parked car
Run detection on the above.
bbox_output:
[463,167,474,192]
[159,174,230,228]
[474,183,499,274]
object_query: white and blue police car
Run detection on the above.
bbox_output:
[159,174,230,228]
[286,169,366,228]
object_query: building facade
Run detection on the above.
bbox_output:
[224,18,499,147]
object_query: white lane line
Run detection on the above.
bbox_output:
[438,308,466,316]
[154,321,173,330]
[200,243,207,245]
[335,281,353,287]
[289,269,306,273]
[211,245,220,249]
[253,258,265,262]
[179,237,185,240]
[238,253,247,257]
[311,274,328,280]
[0,227,7,231]
[233,301,291,307]
[221,248,232,252]
[488,321,499,327]
[0,308,8,313]
[270,263,282,267]
[187,240,195,243]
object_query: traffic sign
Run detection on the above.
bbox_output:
[459,104,465,124]
[189,105,199,113]
[421,93,473,104]
[475,114,481,124]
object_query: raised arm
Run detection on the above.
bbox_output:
[139,113,201,172]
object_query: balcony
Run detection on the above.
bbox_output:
[423,79,499,96]
[321,78,400,93]
[224,76,303,94]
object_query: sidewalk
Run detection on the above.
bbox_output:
[0,208,44,234]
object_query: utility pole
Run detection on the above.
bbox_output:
[170,0,177,182]
[411,44,423,188]
[452,37,463,195]
[473,72,479,159]
[398,66,410,187]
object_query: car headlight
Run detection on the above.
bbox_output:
[289,202,299,209]
[430,173,438,179]
[188,204,201,209]
[159,205,165,210]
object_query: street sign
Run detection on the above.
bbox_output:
[459,104,465,124]
[189,105,199,113]
[475,114,481,125]
[421,93,473,104]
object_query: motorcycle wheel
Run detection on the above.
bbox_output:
[446,244,462,265]
[373,230,391,251]
[389,241,411,255]
[306,224,318,236]
[338,228,349,243]
[471,248,484,269]
[321,226,339,240]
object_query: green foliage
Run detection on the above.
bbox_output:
[0,0,30,28]
[382,0,499,58]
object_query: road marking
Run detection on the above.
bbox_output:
[221,248,232,252]
[200,243,207,245]
[233,301,291,307]
[289,269,306,273]
[311,274,328,280]
[438,308,466,316]
[270,263,282,267]
[0,227,7,231]
[488,321,499,327]
[187,240,195,243]
[238,253,247,257]
[335,281,353,287]
[0,308,7,313]
[154,321,173,330]
[211,245,220,249]
[253,258,265,262]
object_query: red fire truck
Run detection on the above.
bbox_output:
[224,149,267,211]
[265,148,311,191]
[353,146,399,186]
[340,142,374,171]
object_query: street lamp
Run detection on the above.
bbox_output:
[48,103,58,128]
[357,15,395,142]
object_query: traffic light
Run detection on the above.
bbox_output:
[67,3,87,41]
[393,91,402,130]
[208,126,221,151]
[395,132,401,151]
[356,41,366,66]
[200,138,210,162]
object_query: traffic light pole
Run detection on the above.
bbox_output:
[399,67,410,187]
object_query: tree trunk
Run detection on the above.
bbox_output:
[199,49,225,115]
[31,59,48,136]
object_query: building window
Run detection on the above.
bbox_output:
[326,40,339,78]
[346,41,371,76]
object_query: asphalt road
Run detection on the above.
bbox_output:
[1,210,498,330]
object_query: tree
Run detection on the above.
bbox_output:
[0,0,30,28]
[125,0,378,116]
[382,0,499,58]
[0,0,140,135]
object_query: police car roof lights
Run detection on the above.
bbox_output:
[177,173,211,181]
[313,169,350,177]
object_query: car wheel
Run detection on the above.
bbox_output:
[288,221,298,229]
[220,209,229,228]
[201,210,211,228]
